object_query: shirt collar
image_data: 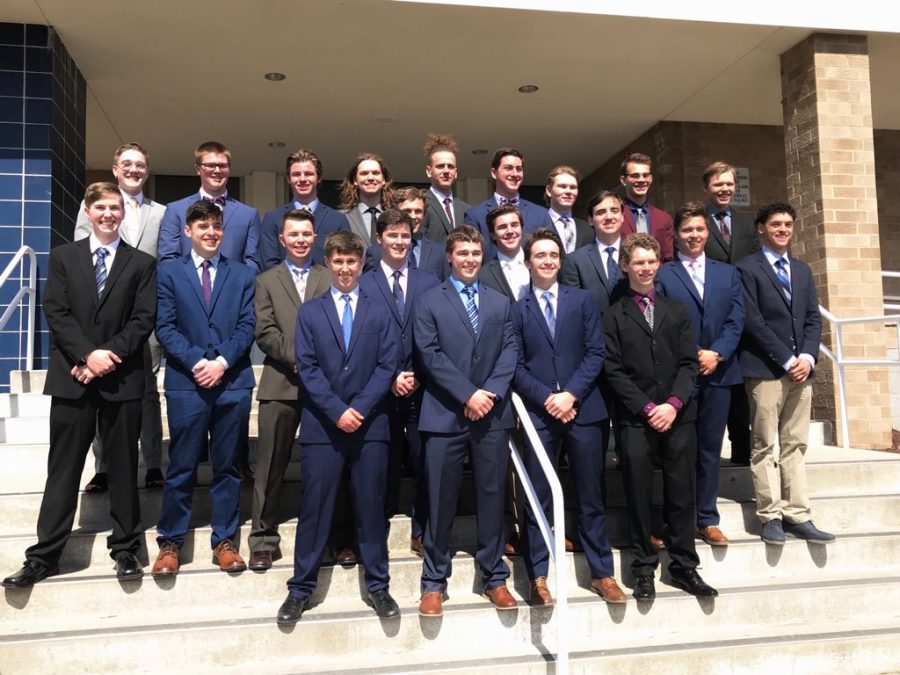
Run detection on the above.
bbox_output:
[190,250,221,268]
[596,237,621,251]
[121,190,143,206]
[285,258,312,275]
[677,251,706,266]
[628,286,656,303]
[497,249,524,265]
[293,198,319,213]
[762,246,788,266]
[89,234,121,254]
[450,275,478,293]
[331,285,360,300]
[431,186,452,202]
[199,188,227,202]
[380,259,408,278]
[549,207,572,221]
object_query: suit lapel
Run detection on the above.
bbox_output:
[526,290,554,346]
[275,262,301,307]
[347,292,369,356]
[427,192,452,234]
[706,216,730,258]
[671,261,703,308]
[180,255,208,311]
[76,239,99,307]
[488,260,515,300]
[623,294,653,337]
[208,257,231,313]
[304,265,330,302]
[585,244,608,289]
[758,252,791,308]
[97,243,131,309]
[443,282,476,340]
[346,208,371,247]
[374,269,403,324]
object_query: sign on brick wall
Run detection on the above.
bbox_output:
[733,167,751,207]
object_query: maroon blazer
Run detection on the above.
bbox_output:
[621,202,674,263]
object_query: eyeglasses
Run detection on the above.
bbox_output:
[198,162,230,171]
[625,172,652,180]
[118,161,148,171]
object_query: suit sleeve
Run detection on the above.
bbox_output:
[708,266,745,361]
[512,305,554,407]
[157,204,183,263]
[42,249,96,364]
[482,302,517,399]
[243,209,261,273]
[739,264,794,370]
[669,303,700,403]
[798,265,822,360]
[255,275,294,367]
[349,312,400,418]
[602,308,653,416]
[214,269,256,366]
[561,295,605,401]
[73,202,91,241]
[295,305,350,423]
[559,255,580,288]
[257,211,282,273]
[98,255,157,360]
[413,296,479,406]
[155,264,207,369]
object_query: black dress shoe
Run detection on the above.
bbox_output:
[144,468,165,489]
[367,590,400,619]
[84,473,108,494]
[277,593,310,625]
[670,569,719,597]
[632,575,656,601]
[115,552,144,581]
[2,560,58,588]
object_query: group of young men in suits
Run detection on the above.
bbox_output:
[4,137,834,618]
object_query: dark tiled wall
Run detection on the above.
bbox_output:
[0,22,85,390]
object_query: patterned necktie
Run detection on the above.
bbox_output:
[94,247,109,298]
[640,295,654,331]
[499,197,519,206]
[443,197,454,226]
[605,246,619,290]
[560,216,575,253]
[203,194,226,209]
[201,259,212,308]
[392,270,405,317]
[366,207,379,242]
[774,258,792,302]
[716,211,731,244]
[292,267,308,299]
[542,290,555,338]
[341,294,353,349]
[462,284,478,334]
[688,260,704,299]
[636,208,649,234]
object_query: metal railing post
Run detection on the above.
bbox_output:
[0,246,37,373]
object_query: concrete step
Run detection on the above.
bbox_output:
[3,529,900,629]
[2,575,899,673]
[0,393,50,417]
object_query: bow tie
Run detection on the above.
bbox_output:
[499,197,519,206]
[203,194,226,207]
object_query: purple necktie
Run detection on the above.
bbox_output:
[201,259,212,308]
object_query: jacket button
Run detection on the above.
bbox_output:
[344,366,349,372]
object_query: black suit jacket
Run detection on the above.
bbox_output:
[478,259,517,302]
[559,242,628,316]
[705,209,759,264]
[737,251,821,381]
[43,238,157,401]
[422,190,469,245]
[539,212,593,251]
[602,293,699,425]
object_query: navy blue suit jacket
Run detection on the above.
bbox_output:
[414,280,517,433]
[258,202,351,271]
[656,258,744,387]
[364,237,449,281]
[559,242,629,317]
[295,289,399,446]
[737,251,821,381]
[464,197,544,260]
[158,193,261,272]
[156,255,256,391]
[512,285,608,427]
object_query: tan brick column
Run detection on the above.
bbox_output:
[781,34,891,449]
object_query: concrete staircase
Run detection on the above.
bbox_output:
[2,370,900,673]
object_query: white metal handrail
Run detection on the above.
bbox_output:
[509,391,568,674]
[0,246,37,371]
[818,304,900,448]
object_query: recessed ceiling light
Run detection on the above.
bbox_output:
[268,141,286,148]
[264,72,286,81]
[518,84,539,94]
[472,149,488,155]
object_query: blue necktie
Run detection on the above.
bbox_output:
[341,294,353,350]
[94,247,108,297]
[542,290,555,338]
[463,285,478,334]
[605,246,619,291]
[408,239,419,268]
[392,270,405,317]
[775,258,792,302]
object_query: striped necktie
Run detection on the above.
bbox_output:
[774,258,792,302]
[542,290,555,338]
[94,247,109,297]
[462,284,478,334]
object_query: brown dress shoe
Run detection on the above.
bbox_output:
[410,537,423,557]
[484,584,517,610]
[335,547,357,566]
[504,534,522,556]
[152,541,179,576]
[650,534,667,550]
[418,591,444,617]
[528,577,554,607]
[213,539,246,573]
[591,577,628,604]
[248,550,273,571]
[697,526,730,546]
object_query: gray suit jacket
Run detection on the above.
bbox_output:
[255,262,331,400]
[74,197,165,256]
[422,190,469,245]
[342,205,376,249]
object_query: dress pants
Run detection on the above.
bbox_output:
[727,383,751,464]
[522,419,614,580]
[27,392,142,565]
[745,376,812,524]
[93,336,163,472]
[385,392,426,539]
[157,387,251,549]
[249,398,301,555]
[287,441,390,599]
[695,383,731,528]
[619,411,700,577]
[420,427,510,593]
